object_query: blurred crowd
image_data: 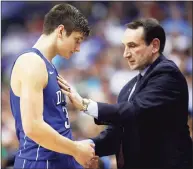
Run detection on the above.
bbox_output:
[1,1,192,169]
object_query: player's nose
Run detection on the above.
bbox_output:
[75,44,80,52]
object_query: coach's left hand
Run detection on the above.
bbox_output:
[57,75,84,110]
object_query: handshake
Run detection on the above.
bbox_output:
[74,139,99,169]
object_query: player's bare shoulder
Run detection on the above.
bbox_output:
[11,52,48,96]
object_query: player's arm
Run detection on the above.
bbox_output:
[17,54,94,161]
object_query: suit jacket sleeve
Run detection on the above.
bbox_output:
[96,69,187,125]
[91,125,122,157]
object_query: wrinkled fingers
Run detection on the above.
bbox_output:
[58,80,71,92]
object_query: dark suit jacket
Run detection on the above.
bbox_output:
[92,55,192,169]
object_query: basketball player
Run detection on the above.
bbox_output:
[10,3,95,169]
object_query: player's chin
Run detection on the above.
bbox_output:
[67,52,74,59]
[63,53,72,59]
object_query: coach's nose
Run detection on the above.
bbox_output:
[123,48,131,59]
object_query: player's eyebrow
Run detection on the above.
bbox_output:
[75,36,84,41]
[79,36,84,41]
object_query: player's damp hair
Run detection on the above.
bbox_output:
[43,3,90,37]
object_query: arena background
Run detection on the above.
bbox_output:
[1,1,192,169]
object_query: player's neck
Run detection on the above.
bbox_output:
[33,34,57,62]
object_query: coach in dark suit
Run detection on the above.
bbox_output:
[59,18,192,169]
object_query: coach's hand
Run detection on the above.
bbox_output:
[57,75,84,110]
[74,140,95,167]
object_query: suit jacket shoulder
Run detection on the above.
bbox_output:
[145,55,187,85]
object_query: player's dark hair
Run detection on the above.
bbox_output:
[43,3,90,37]
[126,18,166,53]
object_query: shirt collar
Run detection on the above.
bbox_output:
[139,65,150,77]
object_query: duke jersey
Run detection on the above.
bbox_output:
[10,48,73,161]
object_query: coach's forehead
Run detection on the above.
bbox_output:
[122,27,144,44]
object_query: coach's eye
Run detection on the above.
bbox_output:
[130,44,136,48]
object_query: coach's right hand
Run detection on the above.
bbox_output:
[73,140,95,167]
[57,75,84,110]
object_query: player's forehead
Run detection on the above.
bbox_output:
[121,27,144,44]
[70,31,84,40]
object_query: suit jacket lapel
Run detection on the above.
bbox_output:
[118,77,137,103]
[118,55,166,103]
[129,55,166,101]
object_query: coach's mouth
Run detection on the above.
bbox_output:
[129,60,135,63]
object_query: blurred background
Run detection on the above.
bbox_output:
[1,1,192,169]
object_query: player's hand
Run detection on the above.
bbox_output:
[76,140,99,169]
[85,156,99,169]
[57,75,84,110]
[73,140,95,168]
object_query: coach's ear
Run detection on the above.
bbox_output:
[152,38,160,54]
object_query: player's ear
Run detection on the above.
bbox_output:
[57,25,66,38]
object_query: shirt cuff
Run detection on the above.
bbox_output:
[86,139,95,144]
[83,100,98,119]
